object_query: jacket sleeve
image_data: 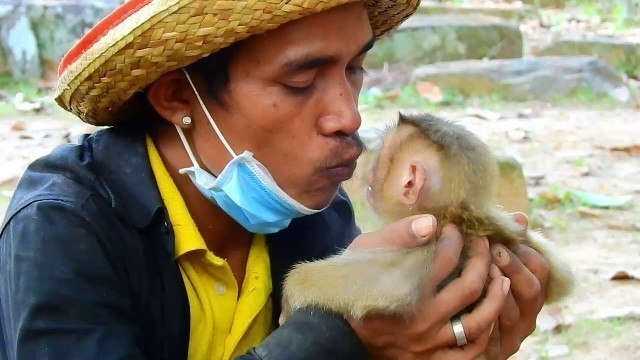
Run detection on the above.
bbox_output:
[0,199,146,360]
[236,308,369,360]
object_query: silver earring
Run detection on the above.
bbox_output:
[181,116,192,126]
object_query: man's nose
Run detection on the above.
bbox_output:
[316,81,362,136]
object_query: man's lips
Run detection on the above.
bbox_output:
[324,151,361,182]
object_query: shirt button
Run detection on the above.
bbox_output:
[161,221,170,235]
[215,283,226,295]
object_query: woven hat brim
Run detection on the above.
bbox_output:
[55,0,420,126]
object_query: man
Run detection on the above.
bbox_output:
[0,1,550,359]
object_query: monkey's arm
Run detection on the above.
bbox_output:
[282,246,436,320]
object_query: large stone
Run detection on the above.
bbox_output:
[0,6,41,81]
[495,155,531,215]
[411,56,633,104]
[416,1,535,22]
[537,38,640,78]
[365,14,523,69]
[25,0,119,83]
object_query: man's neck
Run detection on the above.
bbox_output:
[149,125,254,263]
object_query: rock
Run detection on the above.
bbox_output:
[411,56,633,104]
[365,14,523,69]
[25,0,119,84]
[416,1,535,22]
[0,5,41,81]
[537,38,640,78]
[495,154,531,215]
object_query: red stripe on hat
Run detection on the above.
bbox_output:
[58,0,152,76]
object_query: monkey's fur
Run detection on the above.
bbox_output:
[281,112,574,322]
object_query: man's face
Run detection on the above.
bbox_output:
[190,3,372,209]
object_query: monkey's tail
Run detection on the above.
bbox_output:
[282,246,435,320]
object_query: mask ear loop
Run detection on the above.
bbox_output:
[175,125,201,171]
[181,68,238,159]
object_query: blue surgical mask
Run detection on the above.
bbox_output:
[175,68,326,234]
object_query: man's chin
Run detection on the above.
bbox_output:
[302,186,342,211]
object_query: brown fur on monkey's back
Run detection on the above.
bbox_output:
[433,205,526,252]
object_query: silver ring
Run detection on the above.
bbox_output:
[451,317,468,346]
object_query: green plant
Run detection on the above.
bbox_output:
[0,76,43,98]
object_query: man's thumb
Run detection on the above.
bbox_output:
[349,214,437,250]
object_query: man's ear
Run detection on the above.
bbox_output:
[145,70,192,127]
[400,160,427,206]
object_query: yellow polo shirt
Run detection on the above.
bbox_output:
[146,137,273,360]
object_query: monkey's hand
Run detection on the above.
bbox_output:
[348,225,510,360]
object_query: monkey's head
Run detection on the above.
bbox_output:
[366,112,499,221]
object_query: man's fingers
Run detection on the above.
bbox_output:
[484,322,502,360]
[489,263,520,328]
[427,224,464,287]
[348,214,437,251]
[508,212,529,229]
[435,275,509,347]
[491,244,542,306]
[514,244,551,294]
[430,237,493,324]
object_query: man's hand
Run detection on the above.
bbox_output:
[485,212,551,359]
[347,215,510,359]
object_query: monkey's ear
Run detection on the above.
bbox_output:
[400,160,427,206]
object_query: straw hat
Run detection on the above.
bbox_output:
[54,0,420,126]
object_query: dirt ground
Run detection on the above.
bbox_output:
[0,101,638,359]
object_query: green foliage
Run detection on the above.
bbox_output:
[0,76,43,98]
[615,54,640,78]
[358,85,465,110]
[530,184,576,210]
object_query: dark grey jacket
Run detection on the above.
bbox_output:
[0,124,369,360]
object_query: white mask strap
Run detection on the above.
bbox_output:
[174,125,201,169]
[181,68,237,158]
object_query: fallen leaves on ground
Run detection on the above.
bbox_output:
[415,81,443,103]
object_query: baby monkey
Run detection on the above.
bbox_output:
[282,112,574,321]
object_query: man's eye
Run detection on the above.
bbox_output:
[283,83,314,95]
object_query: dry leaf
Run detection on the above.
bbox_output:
[415,81,443,103]
[576,206,603,218]
[538,191,563,206]
[606,221,640,231]
[384,90,400,101]
[465,108,502,121]
[10,121,26,132]
[608,144,640,155]
[596,143,640,155]
[605,269,640,281]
